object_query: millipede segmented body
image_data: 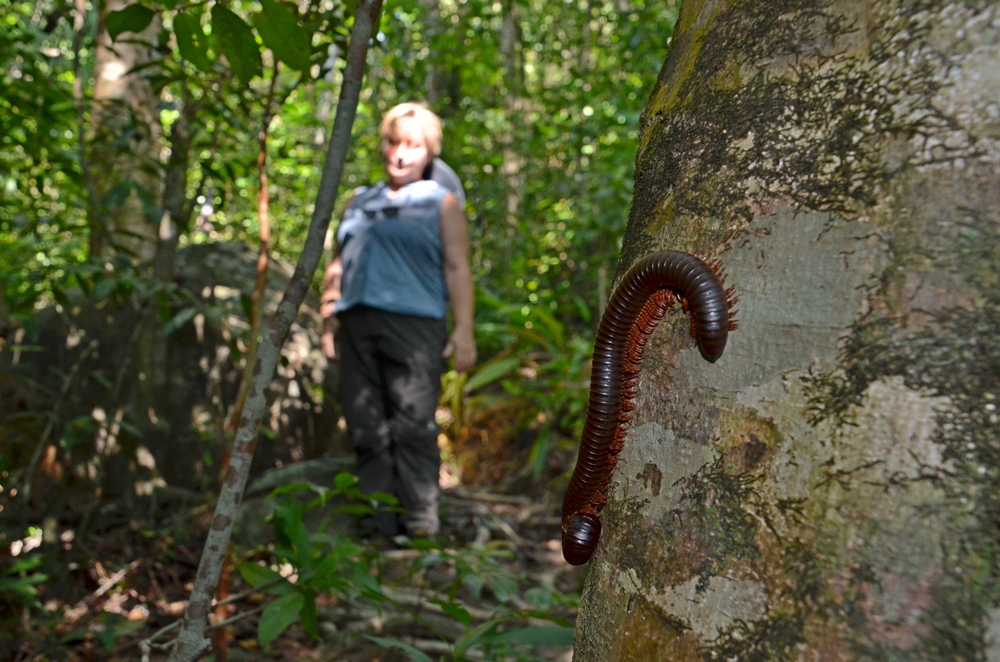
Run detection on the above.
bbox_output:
[561,251,736,566]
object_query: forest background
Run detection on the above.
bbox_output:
[0,0,679,658]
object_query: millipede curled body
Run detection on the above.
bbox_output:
[561,251,736,566]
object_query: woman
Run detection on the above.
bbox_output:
[320,103,476,538]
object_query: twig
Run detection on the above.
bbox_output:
[406,638,484,660]
[92,559,141,600]
[206,603,266,632]
[225,57,280,435]
[138,578,283,660]
[444,488,534,505]
[379,586,497,622]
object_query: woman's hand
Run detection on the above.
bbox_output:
[321,316,338,362]
[443,327,476,372]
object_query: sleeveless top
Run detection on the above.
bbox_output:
[334,180,448,319]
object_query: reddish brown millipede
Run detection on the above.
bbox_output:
[561,251,736,565]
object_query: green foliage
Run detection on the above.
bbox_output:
[106,4,155,42]
[254,0,314,72]
[172,12,212,73]
[211,5,264,86]
[454,293,593,474]
[240,472,577,659]
[0,554,48,611]
[237,473,390,647]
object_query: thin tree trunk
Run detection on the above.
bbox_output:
[212,66,279,662]
[499,0,524,270]
[574,0,1000,659]
[134,90,198,426]
[90,0,162,261]
[166,2,384,659]
[72,0,101,258]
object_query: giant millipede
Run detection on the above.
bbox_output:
[561,251,736,565]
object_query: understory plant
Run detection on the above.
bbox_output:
[238,473,576,660]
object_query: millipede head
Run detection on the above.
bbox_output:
[562,513,602,565]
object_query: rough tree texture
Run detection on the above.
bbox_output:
[89,0,162,261]
[575,1,1000,660]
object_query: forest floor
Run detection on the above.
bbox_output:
[7,476,583,662]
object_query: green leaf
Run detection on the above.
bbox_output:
[348,563,380,594]
[266,482,314,498]
[211,5,262,86]
[310,548,350,585]
[486,574,518,603]
[238,562,283,588]
[162,307,196,336]
[173,12,212,73]
[365,635,435,662]
[252,0,312,72]
[407,537,441,551]
[8,555,43,574]
[430,599,471,627]
[335,503,375,517]
[107,4,155,42]
[0,575,46,600]
[333,471,358,491]
[93,277,117,302]
[483,625,575,647]
[464,356,521,392]
[258,591,304,647]
[367,490,399,506]
[454,619,501,655]
[299,592,318,639]
[524,586,553,610]
[274,500,312,565]
[527,425,551,478]
[462,572,485,599]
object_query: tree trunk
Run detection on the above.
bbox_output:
[575,1,1000,660]
[90,0,162,261]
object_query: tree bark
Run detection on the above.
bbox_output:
[166,2,383,659]
[90,0,162,261]
[575,0,1000,659]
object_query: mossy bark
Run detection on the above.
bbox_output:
[575,1,1000,659]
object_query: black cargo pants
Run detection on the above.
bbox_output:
[337,305,447,537]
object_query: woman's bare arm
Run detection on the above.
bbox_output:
[439,193,476,372]
[320,193,355,361]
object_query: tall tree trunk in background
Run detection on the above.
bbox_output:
[89,0,161,261]
[499,0,524,263]
[575,1,1000,659]
[420,0,453,114]
[134,92,198,439]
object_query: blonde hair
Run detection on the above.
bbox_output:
[379,103,442,157]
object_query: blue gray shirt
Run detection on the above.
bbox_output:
[335,180,449,319]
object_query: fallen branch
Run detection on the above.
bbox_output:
[136,576,287,659]
[445,488,534,506]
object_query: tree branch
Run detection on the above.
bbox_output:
[166,2,384,659]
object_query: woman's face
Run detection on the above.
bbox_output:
[382,117,431,188]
